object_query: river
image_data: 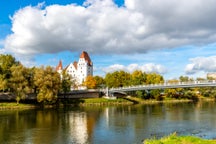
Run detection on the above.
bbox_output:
[1,101,216,144]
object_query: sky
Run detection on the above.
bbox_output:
[1,0,216,80]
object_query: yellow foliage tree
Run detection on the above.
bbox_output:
[84,76,96,89]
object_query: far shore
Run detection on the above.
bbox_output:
[0,96,215,110]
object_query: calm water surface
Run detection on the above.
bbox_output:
[1,101,216,144]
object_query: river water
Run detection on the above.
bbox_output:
[1,101,216,144]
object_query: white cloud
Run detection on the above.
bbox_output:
[185,56,216,74]
[0,39,5,54]
[140,63,167,74]
[3,0,216,61]
[102,63,167,74]
[0,39,4,46]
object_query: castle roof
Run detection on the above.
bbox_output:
[80,51,92,66]
[56,60,63,71]
[73,61,78,69]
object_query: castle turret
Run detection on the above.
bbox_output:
[56,60,63,74]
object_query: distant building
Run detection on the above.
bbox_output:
[56,51,93,89]
[56,60,63,74]
[207,73,216,80]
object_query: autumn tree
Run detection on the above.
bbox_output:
[164,88,184,99]
[34,66,61,104]
[10,64,30,104]
[0,54,19,91]
[94,76,105,89]
[105,70,131,88]
[84,75,96,89]
[130,70,147,85]
[167,79,179,84]
[146,73,164,84]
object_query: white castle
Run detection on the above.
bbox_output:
[56,51,93,88]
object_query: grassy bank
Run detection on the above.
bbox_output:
[1,96,214,109]
[0,102,37,110]
[124,96,193,104]
[79,97,133,105]
[144,133,216,144]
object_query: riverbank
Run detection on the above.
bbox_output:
[144,133,216,144]
[1,96,215,109]
[64,97,133,106]
[0,102,38,110]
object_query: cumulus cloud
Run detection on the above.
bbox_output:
[0,39,5,54]
[102,63,167,74]
[4,0,216,60]
[185,56,216,74]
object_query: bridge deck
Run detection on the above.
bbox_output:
[109,80,216,92]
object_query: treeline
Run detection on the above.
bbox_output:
[0,54,72,104]
[85,69,216,101]
[1,54,216,104]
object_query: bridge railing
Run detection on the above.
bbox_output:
[109,80,216,92]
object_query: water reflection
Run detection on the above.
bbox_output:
[0,101,216,144]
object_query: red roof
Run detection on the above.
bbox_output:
[80,51,92,66]
[56,60,63,71]
[73,61,78,69]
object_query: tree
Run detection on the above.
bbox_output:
[9,64,30,104]
[84,75,96,89]
[135,90,149,99]
[131,70,147,85]
[150,89,163,100]
[196,77,206,81]
[61,71,73,93]
[146,73,164,84]
[0,75,7,92]
[105,70,131,88]
[165,88,183,99]
[94,76,105,89]
[0,54,19,91]
[179,76,189,82]
[34,66,61,104]
[167,79,179,84]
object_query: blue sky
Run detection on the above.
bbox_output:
[1,0,216,80]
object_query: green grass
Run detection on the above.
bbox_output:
[81,98,133,105]
[144,133,216,144]
[0,102,37,109]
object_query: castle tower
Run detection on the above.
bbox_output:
[77,51,93,84]
[64,51,93,88]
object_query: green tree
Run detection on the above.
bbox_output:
[150,89,163,100]
[184,90,198,101]
[0,54,19,91]
[179,76,189,82]
[94,76,105,89]
[165,88,183,99]
[0,75,7,92]
[61,71,73,93]
[135,90,149,99]
[105,70,131,88]
[34,66,61,104]
[196,77,206,81]
[9,64,30,104]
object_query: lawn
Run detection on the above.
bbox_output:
[144,133,216,144]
